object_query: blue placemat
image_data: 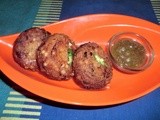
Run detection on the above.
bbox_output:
[0,0,41,36]
[0,0,160,120]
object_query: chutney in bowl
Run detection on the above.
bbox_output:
[107,32,154,73]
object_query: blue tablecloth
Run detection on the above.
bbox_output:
[0,0,160,120]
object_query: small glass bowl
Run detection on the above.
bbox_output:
[107,32,154,73]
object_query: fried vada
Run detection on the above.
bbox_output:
[73,42,112,89]
[37,33,76,80]
[13,27,51,71]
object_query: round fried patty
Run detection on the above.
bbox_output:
[37,33,76,80]
[73,42,112,89]
[13,27,51,71]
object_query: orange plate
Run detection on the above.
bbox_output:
[0,14,160,106]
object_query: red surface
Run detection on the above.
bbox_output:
[0,14,160,106]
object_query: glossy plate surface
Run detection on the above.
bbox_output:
[0,14,160,106]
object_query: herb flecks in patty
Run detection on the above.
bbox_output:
[68,48,73,65]
[94,54,105,66]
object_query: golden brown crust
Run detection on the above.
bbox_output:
[37,33,76,80]
[13,27,51,71]
[73,42,112,89]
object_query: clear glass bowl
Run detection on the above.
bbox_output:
[107,32,154,73]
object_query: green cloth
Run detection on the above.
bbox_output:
[0,0,41,36]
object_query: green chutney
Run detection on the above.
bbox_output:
[111,39,146,69]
